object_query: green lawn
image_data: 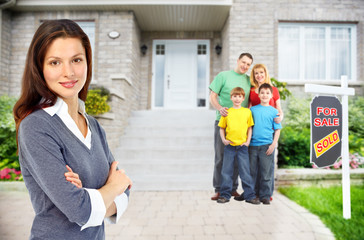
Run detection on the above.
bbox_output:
[279,184,364,240]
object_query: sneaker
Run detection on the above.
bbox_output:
[234,193,245,201]
[246,197,260,205]
[217,197,230,204]
[261,198,270,205]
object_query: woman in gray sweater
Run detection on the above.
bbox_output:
[13,19,132,240]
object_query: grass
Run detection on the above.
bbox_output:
[279,184,364,240]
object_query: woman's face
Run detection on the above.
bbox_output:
[254,67,266,85]
[43,37,87,102]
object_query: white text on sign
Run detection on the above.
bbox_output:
[314,107,340,127]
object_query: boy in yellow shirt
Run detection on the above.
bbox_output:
[217,87,260,204]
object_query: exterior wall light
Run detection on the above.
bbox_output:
[108,31,120,39]
[141,44,148,55]
[215,44,222,55]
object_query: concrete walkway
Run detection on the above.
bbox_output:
[0,187,335,240]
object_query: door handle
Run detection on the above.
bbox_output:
[167,75,170,89]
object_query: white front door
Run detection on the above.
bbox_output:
[152,40,209,109]
[165,42,196,108]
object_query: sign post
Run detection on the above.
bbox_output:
[305,76,355,219]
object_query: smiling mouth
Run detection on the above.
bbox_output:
[60,80,78,88]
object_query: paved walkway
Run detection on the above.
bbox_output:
[0,188,335,240]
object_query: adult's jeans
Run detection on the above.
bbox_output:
[249,144,274,200]
[220,144,256,200]
[213,121,239,193]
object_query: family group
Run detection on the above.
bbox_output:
[210,53,283,205]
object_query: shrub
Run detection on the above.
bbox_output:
[282,96,311,129]
[0,95,18,165]
[0,168,22,181]
[278,126,311,168]
[271,78,291,100]
[349,96,364,138]
[85,88,111,115]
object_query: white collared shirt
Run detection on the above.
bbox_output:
[43,97,128,230]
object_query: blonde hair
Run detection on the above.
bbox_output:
[230,87,245,98]
[250,63,271,88]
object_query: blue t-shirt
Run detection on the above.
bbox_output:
[250,104,282,146]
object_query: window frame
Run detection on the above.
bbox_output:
[278,22,357,83]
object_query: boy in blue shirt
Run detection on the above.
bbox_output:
[217,87,260,204]
[249,83,282,204]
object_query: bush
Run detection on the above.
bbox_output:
[278,126,311,168]
[282,96,311,129]
[85,88,111,115]
[271,78,292,100]
[0,95,18,166]
[349,96,364,139]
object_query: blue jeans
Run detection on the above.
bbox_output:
[213,121,239,192]
[220,144,256,200]
[249,145,274,200]
[253,149,276,196]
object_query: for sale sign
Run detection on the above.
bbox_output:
[311,96,342,168]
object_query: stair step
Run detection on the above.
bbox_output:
[114,109,216,190]
[119,136,213,147]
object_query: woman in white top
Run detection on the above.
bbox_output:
[13,19,132,240]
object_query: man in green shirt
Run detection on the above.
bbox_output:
[209,53,253,200]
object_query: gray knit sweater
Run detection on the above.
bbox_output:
[18,109,116,240]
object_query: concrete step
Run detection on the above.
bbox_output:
[118,136,213,148]
[114,109,216,191]
[124,162,212,175]
[115,148,214,160]
[127,110,216,127]
[123,126,213,138]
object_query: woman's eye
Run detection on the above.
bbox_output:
[73,58,82,63]
[50,61,60,66]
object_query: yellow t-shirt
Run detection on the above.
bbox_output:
[218,107,254,146]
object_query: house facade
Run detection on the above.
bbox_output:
[1,0,363,150]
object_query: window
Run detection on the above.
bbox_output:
[278,23,356,82]
[76,21,95,51]
[154,44,165,107]
[197,44,207,106]
[76,21,96,82]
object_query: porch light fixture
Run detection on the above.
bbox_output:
[215,44,222,55]
[141,44,148,55]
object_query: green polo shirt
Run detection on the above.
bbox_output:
[209,70,251,120]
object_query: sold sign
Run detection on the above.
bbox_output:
[314,130,340,158]
[310,96,342,167]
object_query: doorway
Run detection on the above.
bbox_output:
[152,40,210,109]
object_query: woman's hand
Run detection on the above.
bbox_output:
[105,161,133,196]
[274,113,282,124]
[65,165,82,189]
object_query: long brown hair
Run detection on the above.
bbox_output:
[13,19,92,135]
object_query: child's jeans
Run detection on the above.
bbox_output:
[249,144,274,200]
[220,144,256,200]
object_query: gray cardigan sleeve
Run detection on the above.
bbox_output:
[19,115,92,226]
